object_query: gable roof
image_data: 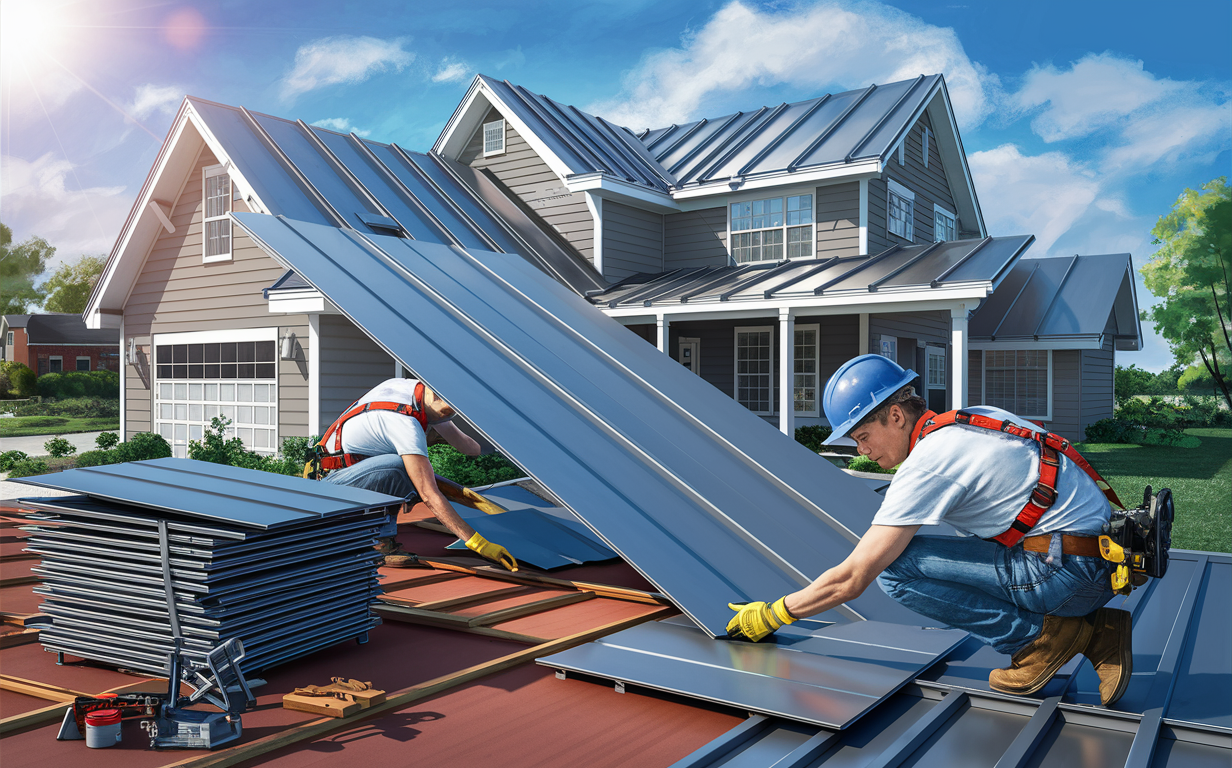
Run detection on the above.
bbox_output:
[2,315,31,329]
[968,253,1142,350]
[435,74,984,234]
[19,313,117,345]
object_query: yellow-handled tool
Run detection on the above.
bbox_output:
[434,475,509,515]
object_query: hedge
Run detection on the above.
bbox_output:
[36,370,120,400]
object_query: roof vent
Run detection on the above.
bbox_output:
[356,212,403,235]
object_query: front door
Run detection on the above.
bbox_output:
[678,337,700,374]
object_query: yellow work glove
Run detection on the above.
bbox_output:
[465,532,519,571]
[726,597,797,642]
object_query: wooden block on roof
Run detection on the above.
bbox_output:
[282,692,363,719]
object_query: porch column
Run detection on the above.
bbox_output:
[779,307,795,435]
[308,314,320,438]
[950,305,968,409]
[656,313,669,355]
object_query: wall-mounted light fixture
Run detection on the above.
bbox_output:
[126,337,137,365]
[280,331,297,360]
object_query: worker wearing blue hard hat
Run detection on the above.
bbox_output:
[726,353,1133,707]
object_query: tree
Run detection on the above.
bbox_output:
[1114,364,1154,403]
[42,255,106,314]
[1140,177,1231,409]
[0,223,54,314]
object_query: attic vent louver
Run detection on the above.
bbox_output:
[356,212,403,234]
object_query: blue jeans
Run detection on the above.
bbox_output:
[877,534,1115,655]
[324,454,417,538]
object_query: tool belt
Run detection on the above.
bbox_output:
[1099,486,1173,594]
[1022,534,1101,558]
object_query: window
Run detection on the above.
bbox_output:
[49,356,63,373]
[154,335,279,458]
[730,193,813,263]
[794,325,819,415]
[203,165,232,262]
[887,179,914,241]
[76,356,91,371]
[483,119,506,156]
[934,206,956,242]
[735,326,774,414]
[927,347,946,389]
[922,127,930,168]
[984,350,1050,419]
[5,331,11,345]
[877,335,897,361]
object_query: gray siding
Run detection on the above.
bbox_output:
[815,182,860,258]
[968,350,982,406]
[664,207,728,270]
[602,200,663,281]
[870,112,964,250]
[1080,342,1115,437]
[460,107,594,263]
[1052,349,1081,442]
[318,314,395,429]
[122,148,309,441]
[868,176,891,254]
[870,311,951,409]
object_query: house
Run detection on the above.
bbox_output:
[83,73,1137,456]
[1,313,120,375]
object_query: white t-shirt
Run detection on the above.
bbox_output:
[338,379,429,458]
[872,406,1111,538]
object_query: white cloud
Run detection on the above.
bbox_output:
[280,36,414,102]
[310,117,370,137]
[0,153,129,261]
[432,58,472,84]
[588,0,997,131]
[127,84,182,120]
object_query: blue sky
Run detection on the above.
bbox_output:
[2,0,1228,371]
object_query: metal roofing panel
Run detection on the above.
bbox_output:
[189,99,330,225]
[9,458,399,529]
[937,234,1035,286]
[968,256,1066,338]
[874,237,993,288]
[445,508,617,569]
[232,212,923,635]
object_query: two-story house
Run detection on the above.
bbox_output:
[83,74,1139,457]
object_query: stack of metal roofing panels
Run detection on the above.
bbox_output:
[9,458,400,677]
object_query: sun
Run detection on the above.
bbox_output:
[0,0,72,64]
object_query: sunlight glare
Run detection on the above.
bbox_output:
[0,0,71,63]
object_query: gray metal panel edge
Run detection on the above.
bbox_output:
[813,244,902,294]
[237,106,349,228]
[867,240,944,291]
[788,84,878,171]
[845,75,928,162]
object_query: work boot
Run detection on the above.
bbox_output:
[989,614,1095,697]
[1084,607,1133,706]
[374,537,420,568]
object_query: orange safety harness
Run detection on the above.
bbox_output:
[910,409,1125,547]
[313,381,429,473]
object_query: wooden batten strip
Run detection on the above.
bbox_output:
[468,591,594,627]
[160,607,676,768]
[0,674,91,702]
[0,628,40,649]
[419,557,671,605]
[385,585,530,613]
[378,571,466,592]
[0,612,44,627]
[0,575,39,589]
[0,553,40,563]
[0,678,165,737]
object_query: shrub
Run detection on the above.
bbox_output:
[0,362,37,397]
[36,370,119,400]
[44,436,76,457]
[95,431,120,450]
[1083,417,1199,448]
[428,444,524,487]
[8,398,119,418]
[794,425,834,453]
[187,417,310,477]
[0,450,30,471]
[6,458,50,478]
[74,449,117,468]
[112,432,172,463]
[847,455,896,474]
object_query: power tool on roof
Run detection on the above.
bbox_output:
[1099,486,1174,595]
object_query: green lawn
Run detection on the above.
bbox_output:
[0,416,120,438]
[1075,427,1232,554]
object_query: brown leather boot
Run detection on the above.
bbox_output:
[989,614,1095,696]
[1084,607,1133,706]
[374,537,420,568]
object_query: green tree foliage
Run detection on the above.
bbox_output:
[0,223,54,314]
[1115,364,1156,404]
[427,444,524,486]
[0,362,38,397]
[1141,178,1231,409]
[42,255,106,314]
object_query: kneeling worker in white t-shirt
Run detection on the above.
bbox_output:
[725,355,1133,707]
[318,378,518,572]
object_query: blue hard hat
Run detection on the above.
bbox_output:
[822,354,918,445]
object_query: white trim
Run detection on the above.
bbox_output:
[481,118,506,157]
[926,346,946,389]
[154,327,278,345]
[677,336,701,374]
[886,178,915,242]
[656,313,668,354]
[922,126,930,168]
[726,186,818,264]
[603,290,986,322]
[670,160,881,201]
[734,324,775,416]
[886,178,914,200]
[933,203,957,243]
[119,315,126,439]
[858,178,868,255]
[896,141,905,166]
[981,348,1052,421]
[779,307,795,434]
[267,289,341,315]
[950,305,968,409]
[566,173,678,212]
[969,338,1105,351]
[792,321,821,418]
[585,191,603,277]
[307,314,320,438]
[202,163,233,263]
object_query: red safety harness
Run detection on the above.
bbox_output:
[910,409,1125,547]
[314,381,429,472]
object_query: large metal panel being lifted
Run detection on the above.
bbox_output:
[232,213,922,636]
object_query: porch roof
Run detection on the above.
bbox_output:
[589,235,1034,311]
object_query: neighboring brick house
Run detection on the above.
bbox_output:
[1,313,121,375]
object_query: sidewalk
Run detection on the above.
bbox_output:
[0,431,109,457]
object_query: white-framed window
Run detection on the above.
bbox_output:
[483,119,506,156]
[49,356,63,373]
[887,179,914,241]
[735,326,774,414]
[984,350,1051,420]
[794,324,820,415]
[5,331,12,346]
[729,192,814,263]
[926,347,946,389]
[203,164,232,262]
[677,337,700,375]
[877,335,897,361]
[934,205,956,242]
[154,329,279,458]
[922,126,930,168]
[75,356,91,372]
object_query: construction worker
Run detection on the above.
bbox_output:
[318,378,518,572]
[726,354,1132,706]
